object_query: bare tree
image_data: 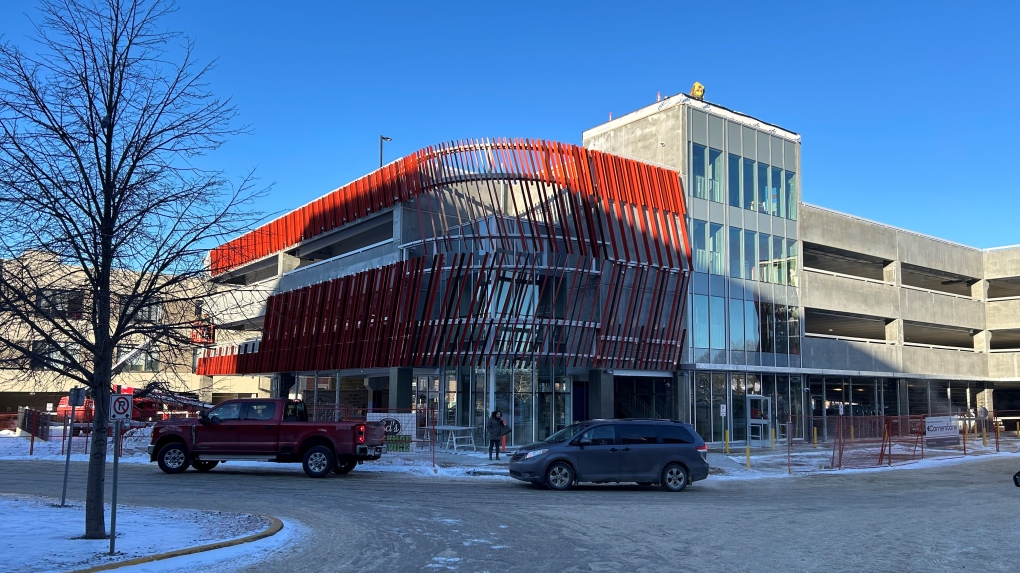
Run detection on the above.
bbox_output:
[0,0,259,538]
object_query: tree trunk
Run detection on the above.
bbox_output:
[84,352,112,539]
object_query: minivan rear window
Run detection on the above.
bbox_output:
[658,425,695,444]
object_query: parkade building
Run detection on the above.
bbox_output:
[197,95,1020,446]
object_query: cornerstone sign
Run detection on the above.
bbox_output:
[925,416,960,447]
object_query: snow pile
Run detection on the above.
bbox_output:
[0,494,282,573]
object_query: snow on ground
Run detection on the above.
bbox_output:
[0,493,288,573]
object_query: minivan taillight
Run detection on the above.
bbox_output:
[696,444,708,452]
[356,424,365,444]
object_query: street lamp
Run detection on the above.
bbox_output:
[379,135,392,168]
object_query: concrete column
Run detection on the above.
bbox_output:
[588,370,614,419]
[897,379,910,416]
[885,318,903,344]
[973,330,992,353]
[279,253,301,274]
[388,368,413,409]
[971,279,988,301]
[675,372,691,423]
[883,261,901,286]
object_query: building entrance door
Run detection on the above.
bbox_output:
[747,395,771,447]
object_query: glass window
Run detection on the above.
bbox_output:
[694,295,709,349]
[618,424,659,445]
[658,424,695,444]
[775,305,789,354]
[728,154,741,207]
[584,425,616,446]
[756,163,768,214]
[244,402,276,421]
[712,372,727,442]
[694,372,711,441]
[744,300,760,352]
[692,219,708,273]
[771,166,783,218]
[785,171,797,220]
[710,296,726,350]
[209,402,242,422]
[743,230,757,280]
[691,144,707,200]
[787,240,798,287]
[789,307,801,355]
[758,233,771,283]
[729,298,744,351]
[708,223,724,276]
[759,301,775,353]
[743,158,756,211]
[773,236,785,285]
[708,148,724,203]
[728,227,743,278]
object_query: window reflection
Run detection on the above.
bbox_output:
[743,158,756,211]
[709,223,724,275]
[728,154,741,207]
[692,219,708,273]
[708,148,724,203]
[692,144,707,200]
[729,227,743,278]
[771,166,783,217]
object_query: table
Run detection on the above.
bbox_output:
[432,425,477,452]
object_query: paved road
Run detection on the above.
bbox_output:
[2,457,1018,573]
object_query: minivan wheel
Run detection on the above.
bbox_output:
[545,461,575,491]
[661,463,689,492]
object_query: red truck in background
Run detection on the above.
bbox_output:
[57,388,208,424]
[148,398,387,478]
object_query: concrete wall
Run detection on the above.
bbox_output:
[984,246,1020,280]
[901,346,987,378]
[988,353,1020,378]
[800,205,897,261]
[582,105,686,173]
[897,233,983,278]
[801,337,901,373]
[900,288,985,331]
[800,270,898,317]
[986,299,1020,331]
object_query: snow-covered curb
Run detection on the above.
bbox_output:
[0,494,286,573]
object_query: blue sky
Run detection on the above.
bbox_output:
[2,0,1018,248]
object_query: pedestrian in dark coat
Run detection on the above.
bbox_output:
[486,410,504,460]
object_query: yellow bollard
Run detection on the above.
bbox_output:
[745,440,751,470]
[1016,421,1018,438]
[983,425,987,448]
[850,425,855,445]
[771,428,776,450]
[813,426,818,447]
[724,429,729,454]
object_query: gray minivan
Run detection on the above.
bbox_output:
[508,419,710,491]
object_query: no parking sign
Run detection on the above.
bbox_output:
[109,394,132,421]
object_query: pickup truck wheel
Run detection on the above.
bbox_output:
[302,445,335,478]
[156,443,190,474]
[333,460,357,475]
[192,460,219,472]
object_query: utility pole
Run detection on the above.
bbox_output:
[379,135,392,168]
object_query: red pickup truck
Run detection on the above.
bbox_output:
[148,398,387,478]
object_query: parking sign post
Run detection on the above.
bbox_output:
[60,387,86,507]
[108,394,131,555]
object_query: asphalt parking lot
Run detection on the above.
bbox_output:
[1,456,1018,573]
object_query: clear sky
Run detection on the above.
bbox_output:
[2,0,1017,249]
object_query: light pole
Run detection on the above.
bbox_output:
[379,135,392,168]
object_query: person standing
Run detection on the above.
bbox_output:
[486,410,504,460]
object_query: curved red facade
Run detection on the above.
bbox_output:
[199,139,692,375]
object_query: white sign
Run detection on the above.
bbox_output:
[109,394,132,421]
[46,403,54,412]
[925,416,960,447]
[838,403,844,416]
[719,404,726,418]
